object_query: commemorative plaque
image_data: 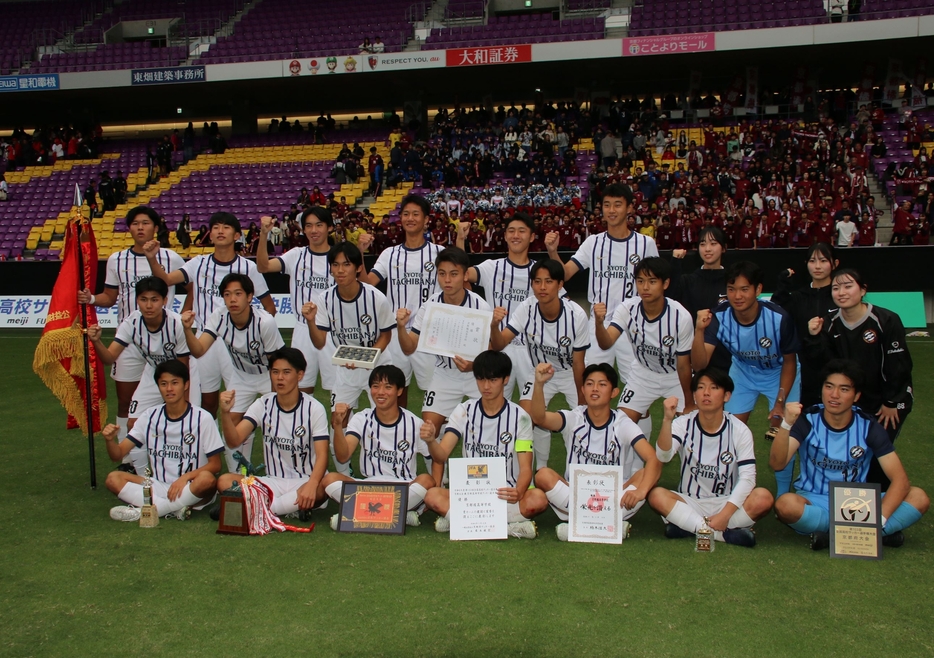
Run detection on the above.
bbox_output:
[829,482,882,560]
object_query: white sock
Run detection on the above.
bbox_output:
[325,481,343,502]
[728,507,755,529]
[270,489,299,515]
[408,483,427,510]
[507,506,529,524]
[118,482,144,507]
[155,483,202,514]
[532,425,551,470]
[666,501,703,534]
[330,433,352,475]
[637,415,652,440]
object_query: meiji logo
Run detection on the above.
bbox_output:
[759,337,772,348]
[662,335,675,347]
[850,446,865,459]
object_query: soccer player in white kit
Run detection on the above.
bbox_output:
[256,209,334,393]
[181,273,285,471]
[79,205,185,447]
[359,194,441,406]
[545,183,659,384]
[421,351,547,539]
[321,365,437,529]
[648,368,775,548]
[594,256,695,439]
[457,211,541,399]
[217,347,330,518]
[491,258,589,471]
[144,211,275,416]
[87,277,198,474]
[104,360,223,522]
[531,362,661,540]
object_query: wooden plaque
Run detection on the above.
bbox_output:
[216,494,250,535]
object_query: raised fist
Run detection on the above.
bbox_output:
[420,420,436,441]
[492,306,507,326]
[142,239,160,258]
[807,316,824,336]
[672,249,687,259]
[101,423,119,442]
[357,232,374,251]
[783,402,803,426]
[534,362,555,384]
[663,396,679,421]
[86,324,102,342]
[695,309,712,331]
[396,308,412,326]
[181,310,196,329]
[332,403,350,426]
[301,301,318,323]
[544,231,559,251]
[260,215,274,233]
[219,390,236,413]
[592,302,607,323]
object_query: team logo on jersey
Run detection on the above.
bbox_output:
[863,329,877,344]
[628,254,641,264]
[250,340,261,350]
[558,336,572,347]
[183,433,195,445]
[719,451,734,464]
[164,342,176,352]
[424,262,435,272]
[398,440,410,451]
[662,335,675,347]
[850,446,865,459]
[294,426,307,439]
[758,337,772,348]
[360,314,372,325]
[499,432,513,444]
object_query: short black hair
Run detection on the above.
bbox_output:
[530,258,565,282]
[725,261,763,288]
[507,211,536,232]
[691,367,734,393]
[602,183,634,204]
[582,362,618,389]
[268,347,307,372]
[400,193,430,216]
[821,358,865,393]
[219,272,254,295]
[125,205,160,228]
[697,225,727,249]
[436,246,470,271]
[208,211,242,234]
[302,206,334,228]
[831,267,866,291]
[369,364,406,389]
[135,276,168,298]
[154,359,189,383]
[806,242,836,264]
[634,256,671,282]
[472,350,512,380]
[328,242,363,268]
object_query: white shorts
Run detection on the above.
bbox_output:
[291,322,335,390]
[674,493,754,528]
[129,360,202,419]
[150,478,214,511]
[111,344,146,382]
[387,334,433,390]
[546,480,642,521]
[226,369,271,413]
[519,367,575,404]
[618,365,684,416]
[257,475,329,510]
[330,351,392,410]
[198,333,234,392]
[585,314,633,385]
[421,368,480,418]
[503,343,533,401]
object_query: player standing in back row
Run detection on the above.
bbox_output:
[545,183,658,384]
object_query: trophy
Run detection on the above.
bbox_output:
[695,517,714,552]
[216,452,264,535]
[764,387,786,441]
[139,467,159,528]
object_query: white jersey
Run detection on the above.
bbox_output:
[345,407,422,481]
[474,257,533,347]
[447,398,532,488]
[243,392,330,479]
[128,403,225,483]
[569,231,659,312]
[411,290,490,370]
[558,406,646,479]
[316,283,395,348]
[180,254,271,326]
[204,308,284,375]
[104,248,185,322]
[113,309,190,367]
[668,410,757,506]
[609,298,693,375]
[506,296,590,371]
[276,246,333,323]
[371,241,443,328]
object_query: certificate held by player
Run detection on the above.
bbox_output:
[417,302,493,361]
[448,457,507,540]
[568,464,625,544]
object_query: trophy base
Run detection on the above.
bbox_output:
[216,494,250,535]
[139,504,159,528]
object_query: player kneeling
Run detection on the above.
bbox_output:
[217,347,331,519]
[648,369,774,547]
[422,351,548,539]
[104,360,223,522]
[771,359,929,550]
[531,362,661,541]
[321,365,436,529]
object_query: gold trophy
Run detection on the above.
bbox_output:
[764,388,786,441]
[139,467,159,528]
[695,517,714,552]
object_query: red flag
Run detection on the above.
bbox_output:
[33,208,108,433]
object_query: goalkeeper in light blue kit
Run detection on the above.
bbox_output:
[771,359,928,550]
[691,260,800,496]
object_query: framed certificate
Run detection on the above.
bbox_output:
[448,457,508,540]
[829,482,882,560]
[568,464,625,544]
[417,302,493,361]
[336,482,409,535]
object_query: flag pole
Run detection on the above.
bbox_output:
[75,185,97,489]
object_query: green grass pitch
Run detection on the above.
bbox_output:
[2,329,932,657]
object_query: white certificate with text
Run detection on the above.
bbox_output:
[568,464,625,544]
[417,302,493,361]
[449,457,507,541]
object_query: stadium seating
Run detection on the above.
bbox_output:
[0,0,89,75]
[35,43,188,73]
[628,0,827,36]
[424,14,605,48]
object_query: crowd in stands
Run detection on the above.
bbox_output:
[357,37,387,53]
[2,124,103,169]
